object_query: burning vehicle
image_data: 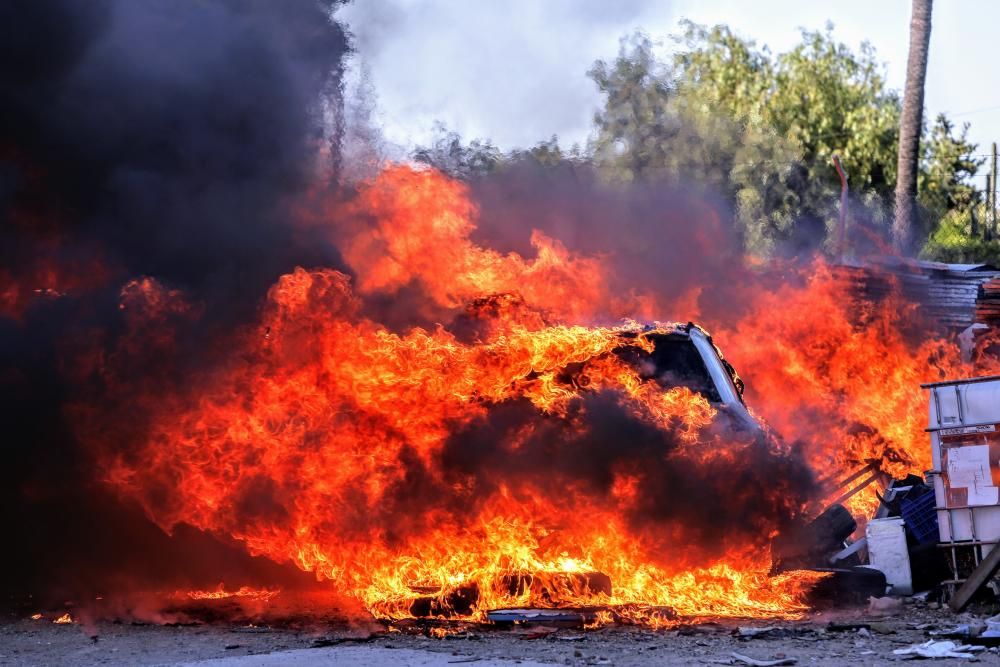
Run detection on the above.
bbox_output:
[10,3,1000,666]
[94,289,824,625]
[7,3,1000,654]
[11,163,996,632]
[397,321,764,622]
[613,323,751,425]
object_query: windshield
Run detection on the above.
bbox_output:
[614,333,722,403]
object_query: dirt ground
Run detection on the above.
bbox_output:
[5,599,1000,666]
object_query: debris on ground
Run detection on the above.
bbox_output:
[486,608,595,625]
[11,603,1000,667]
[736,626,783,639]
[892,639,986,659]
[513,626,558,640]
[735,626,814,640]
[927,623,984,639]
[980,613,1000,643]
[730,651,798,666]
[867,596,903,615]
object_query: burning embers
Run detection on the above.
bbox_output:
[185,586,282,603]
[30,165,1000,626]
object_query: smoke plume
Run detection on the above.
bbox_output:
[0,0,350,599]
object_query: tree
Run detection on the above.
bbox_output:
[589,21,973,258]
[590,27,900,255]
[918,115,981,226]
[921,203,998,264]
[893,0,934,252]
[412,126,585,180]
[412,124,503,179]
[415,20,978,260]
[588,34,683,184]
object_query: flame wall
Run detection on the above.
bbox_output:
[1,0,993,623]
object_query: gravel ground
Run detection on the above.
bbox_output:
[5,600,1000,666]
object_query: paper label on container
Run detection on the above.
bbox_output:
[946,445,999,505]
[941,426,1000,507]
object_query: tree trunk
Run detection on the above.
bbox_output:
[892,0,933,253]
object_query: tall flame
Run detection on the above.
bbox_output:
[85,164,996,624]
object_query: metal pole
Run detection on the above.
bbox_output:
[987,173,994,241]
[992,142,998,237]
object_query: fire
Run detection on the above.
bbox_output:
[185,585,281,602]
[106,289,784,621]
[339,165,613,321]
[717,263,999,516]
[53,613,73,624]
[73,164,995,625]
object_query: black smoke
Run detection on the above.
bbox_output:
[440,393,815,562]
[0,0,350,601]
[354,391,815,567]
[0,0,823,609]
[457,158,771,328]
[1,0,348,316]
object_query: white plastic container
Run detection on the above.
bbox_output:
[924,376,1000,592]
[925,376,1000,546]
[866,517,913,595]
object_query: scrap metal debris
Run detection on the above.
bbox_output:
[486,609,596,625]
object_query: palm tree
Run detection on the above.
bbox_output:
[893,0,933,252]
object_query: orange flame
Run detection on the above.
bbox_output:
[88,164,997,625]
[185,585,281,602]
[717,263,999,517]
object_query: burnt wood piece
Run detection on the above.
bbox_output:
[501,571,612,599]
[409,584,480,618]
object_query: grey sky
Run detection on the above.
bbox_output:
[337,0,1000,180]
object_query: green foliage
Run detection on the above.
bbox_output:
[412,124,503,178]
[413,126,584,179]
[672,22,772,122]
[917,117,983,262]
[507,136,582,168]
[921,204,1000,264]
[588,32,749,194]
[766,28,900,194]
[918,115,982,225]
[589,23,981,257]
[411,21,983,260]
